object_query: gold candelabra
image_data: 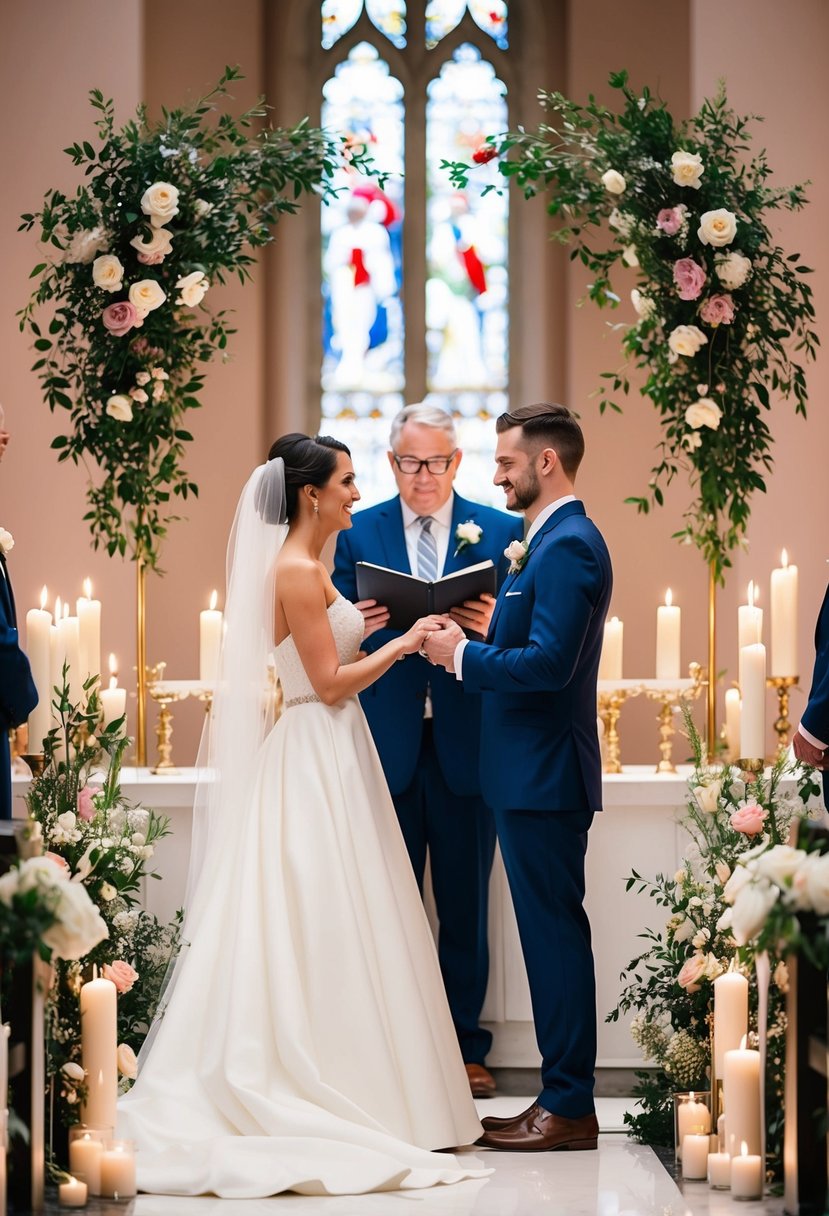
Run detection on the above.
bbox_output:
[644,663,706,774]
[766,674,799,756]
[597,681,643,774]
[146,663,187,775]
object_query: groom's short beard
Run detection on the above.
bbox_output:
[511,467,541,511]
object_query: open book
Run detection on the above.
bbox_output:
[355,559,497,636]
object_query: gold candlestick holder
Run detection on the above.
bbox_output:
[597,681,643,774]
[766,674,799,756]
[147,663,187,775]
[643,662,705,774]
[20,753,47,780]
[737,755,765,785]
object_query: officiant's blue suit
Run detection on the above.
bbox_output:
[334,493,521,1064]
[461,499,612,1117]
[801,582,829,804]
[0,549,38,820]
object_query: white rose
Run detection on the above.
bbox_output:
[175,270,209,307]
[128,808,150,835]
[117,1042,138,1079]
[601,169,626,195]
[608,207,634,237]
[106,395,133,423]
[673,918,695,944]
[668,324,708,358]
[723,863,756,904]
[71,842,99,884]
[42,879,109,960]
[685,398,722,431]
[0,528,14,554]
[140,181,180,228]
[99,881,117,901]
[63,226,109,264]
[622,245,639,267]
[129,279,167,316]
[62,1061,85,1082]
[193,198,214,219]
[714,250,752,290]
[456,522,482,545]
[792,851,829,914]
[729,878,778,946]
[697,208,738,248]
[92,254,124,292]
[129,226,174,261]
[671,150,704,190]
[754,844,807,889]
[693,778,722,813]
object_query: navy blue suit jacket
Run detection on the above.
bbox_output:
[801,583,829,745]
[461,501,612,814]
[0,551,38,819]
[333,493,522,797]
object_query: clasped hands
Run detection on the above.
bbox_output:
[354,593,496,674]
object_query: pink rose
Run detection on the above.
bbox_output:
[657,205,686,236]
[45,851,70,875]
[677,953,706,993]
[136,249,165,265]
[76,785,101,821]
[673,257,707,301]
[699,293,736,326]
[102,301,139,338]
[102,960,139,994]
[730,803,768,836]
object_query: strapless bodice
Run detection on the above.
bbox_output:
[274,595,365,704]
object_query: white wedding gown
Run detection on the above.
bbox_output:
[118,596,486,1197]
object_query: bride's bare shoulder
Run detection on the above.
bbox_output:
[275,554,326,597]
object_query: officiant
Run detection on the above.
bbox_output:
[333,403,521,1097]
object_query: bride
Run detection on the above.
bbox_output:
[117,434,487,1198]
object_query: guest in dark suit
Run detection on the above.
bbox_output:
[0,523,38,820]
[333,403,522,1096]
[425,402,612,1151]
[793,583,829,801]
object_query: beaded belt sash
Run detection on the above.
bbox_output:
[284,693,321,709]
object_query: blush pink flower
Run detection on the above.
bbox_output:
[102,300,140,338]
[730,804,768,836]
[656,205,686,236]
[76,785,101,821]
[677,953,706,992]
[45,851,70,876]
[699,293,736,326]
[673,257,707,301]
[102,960,139,994]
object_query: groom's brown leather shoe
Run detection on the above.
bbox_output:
[476,1103,598,1151]
[481,1101,535,1130]
[465,1063,496,1097]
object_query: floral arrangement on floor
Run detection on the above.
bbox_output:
[608,711,821,1177]
[17,677,181,1126]
[447,71,819,579]
[18,66,367,568]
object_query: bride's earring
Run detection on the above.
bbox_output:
[312,499,319,515]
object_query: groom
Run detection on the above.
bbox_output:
[424,402,612,1151]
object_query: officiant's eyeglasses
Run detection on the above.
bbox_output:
[392,451,458,475]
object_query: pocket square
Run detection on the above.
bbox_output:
[505,590,522,597]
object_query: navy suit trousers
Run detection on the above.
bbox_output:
[493,806,596,1118]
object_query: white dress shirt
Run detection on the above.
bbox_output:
[401,493,454,576]
[453,494,577,679]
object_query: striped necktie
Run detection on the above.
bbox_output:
[416,516,439,582]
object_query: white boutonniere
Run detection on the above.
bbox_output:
[0,527,14,555]
[454,519,483,557]
[505,538,529,575]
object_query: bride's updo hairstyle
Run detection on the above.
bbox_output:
[259,432,351,523]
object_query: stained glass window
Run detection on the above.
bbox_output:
[322,0,407,50]
[425,0,508,50]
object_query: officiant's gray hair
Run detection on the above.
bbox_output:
[389,403,457,449]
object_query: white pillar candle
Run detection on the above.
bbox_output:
[199,590,223,684]
[707,1151,731,1189]
[99,1141,136,1200]
[26,588,52,754]
[68,1130,104,1196]
[100,655,126,733]
[58,1176,88,1207]
[76,577,102,691]
[731,1142,763,1199]
[738,580,763,651]
[58,611,81,706]
[723,1045,762,1158]
[676,1091,711,1159]
[656,589,681,680]
[681,1133,709,1179]
[725,688,742,762]
[598,616,623,682]
[770,550,798,677]
[79,973,118,1132]
[713,971,749,1075]
[739,643,766,760]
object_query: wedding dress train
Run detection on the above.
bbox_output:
[118,596,486,1197]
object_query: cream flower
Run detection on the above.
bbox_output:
[622,245,639,267]
[601,169,627,195]
[140,181,180,228]
[668,325,708,358]
[175,270,209,307]
[92,254,124,292]
[685,398,722,431]
[729,878,778,946]
[62,226,109,264]
[62,1061,85,1083]
[754,843,806,888]
[505,539,529,574]
[129,279,167,317]
[135,371,151,386]
[0,528,14,554]
[117,1042,138,1079]
[193,198,214,219]
[670,150,704,189]
[129,226,174,264]
[714,250,752,290]
[693,778,722,813]
[631,289,656,320]
[698,208,738,247]
[99,881,117,901]
[105,394,134,423]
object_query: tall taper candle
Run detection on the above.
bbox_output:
[79,971,118,1131]
[723,1048,762,1158]
[725,688,742,763]
[76,577,102,691]
[713,971,749,1075]
[739,643,766,760]
[199,590,223,684]
[738,581,763,651]
[26,587,51,753]
[598,616,623,682]
[770,550,798,677]
[656,589,681,680]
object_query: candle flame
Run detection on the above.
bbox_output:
[83,577,92,599]
[209,589,218,611]
[748,580,755,608]
[40,585,48,610]
[610,615,619,625]
[781,548,788,568]
[689,1090,695,1101]
[741,1141,748,1158]
[665,588,673,608]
